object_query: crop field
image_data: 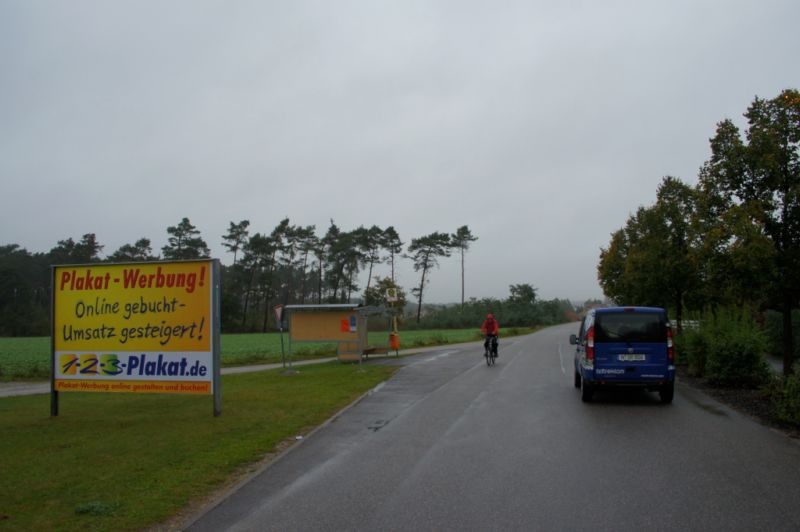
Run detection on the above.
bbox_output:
[0,337,51,380]
[0,328,497,381]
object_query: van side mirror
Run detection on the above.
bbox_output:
[569,334,578,345]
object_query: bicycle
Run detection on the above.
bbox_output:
[484,335,498,366]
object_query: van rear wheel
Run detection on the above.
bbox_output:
[574,370,581,388]
[580,378,594,402]
[660,382,674,404]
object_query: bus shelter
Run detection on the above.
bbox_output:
[284,304,396,362]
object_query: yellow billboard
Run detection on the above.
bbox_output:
[52,260,217,396]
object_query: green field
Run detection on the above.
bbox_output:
[0,328,502,381]
[0,336,51,379]
[0,362,397,531]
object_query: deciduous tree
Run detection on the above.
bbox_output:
[702,89,800,375]
[598,177,699,330]
[364,276,407,310]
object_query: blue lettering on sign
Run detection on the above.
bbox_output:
[125,354,208,377]
[62,354,208,378]
[349,315,357,332]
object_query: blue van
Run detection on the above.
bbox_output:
[570,307,675,403]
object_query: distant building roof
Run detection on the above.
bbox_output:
[284,304,360,311]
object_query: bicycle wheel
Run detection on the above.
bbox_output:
[485,348,491,366]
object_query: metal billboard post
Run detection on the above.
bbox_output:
[212,259,222,417]
[274,305,286,368]
[50,266,58,417]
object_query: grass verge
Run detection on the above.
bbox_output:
[0,362,397,531]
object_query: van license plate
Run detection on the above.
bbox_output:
[618,354,646,361]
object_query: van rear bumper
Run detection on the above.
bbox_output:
[590,379,672,387]
[582,367,675,387]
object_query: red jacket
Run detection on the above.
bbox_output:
[481,316,499,335]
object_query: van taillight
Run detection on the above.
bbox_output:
[586,326,595,360]
[667,326,674,362]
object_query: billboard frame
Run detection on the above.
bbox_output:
[49,259,222,417]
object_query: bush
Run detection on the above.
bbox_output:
[704,308,770,387]
[676,326,708,377]
[770,364,800,425]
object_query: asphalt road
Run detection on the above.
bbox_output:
[186,323,800,531]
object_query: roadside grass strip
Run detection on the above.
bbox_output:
[0,362,397,531]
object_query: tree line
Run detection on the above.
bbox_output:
[597,88,800,376]
[412,283,577,330]
[0,219,483,335]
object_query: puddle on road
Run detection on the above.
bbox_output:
[684,394,729,417]
[367,419,390,432]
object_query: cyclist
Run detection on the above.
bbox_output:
[481,313,499,358]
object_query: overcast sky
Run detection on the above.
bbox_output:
[1,1,798,304]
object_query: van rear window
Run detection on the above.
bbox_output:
[595,312,665,343]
